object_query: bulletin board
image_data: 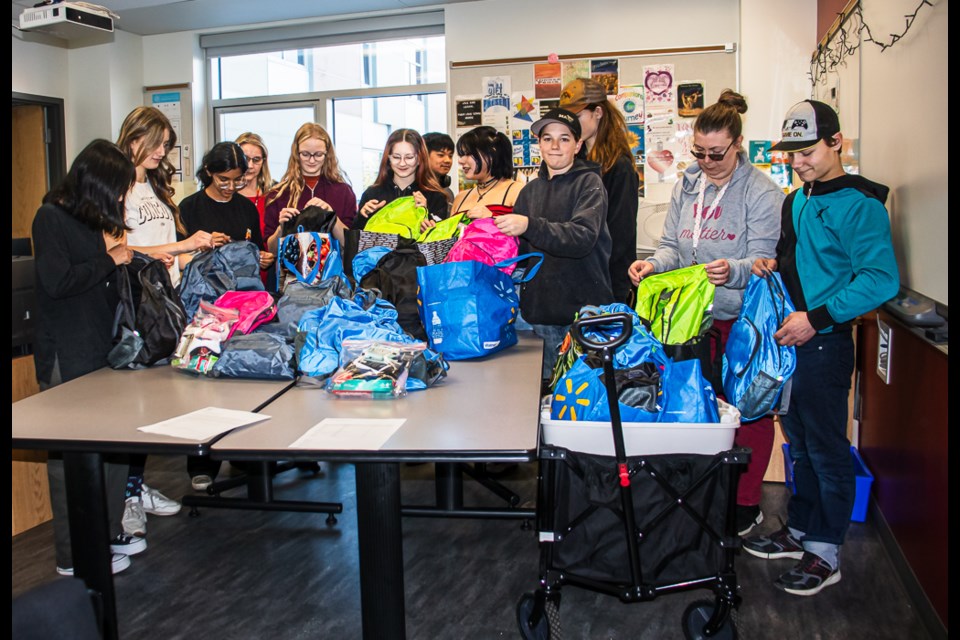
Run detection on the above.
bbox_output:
[143,84,193,185]
[448,46,738,206]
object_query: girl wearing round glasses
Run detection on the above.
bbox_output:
[627,89,785,538]
[264,123,357,258]
[178,142,270,269]
[352,128,448,229]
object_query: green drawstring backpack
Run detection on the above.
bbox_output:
[364,196,428,239]
[633,264,715,345]
[417,212,464,242]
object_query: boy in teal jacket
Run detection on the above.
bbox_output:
[743,100,899,596]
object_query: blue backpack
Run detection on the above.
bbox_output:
[722,272,797,421]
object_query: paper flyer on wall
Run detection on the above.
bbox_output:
[677,82,705,117]
[590,58,619,96]
[644,114,680,189]
[616,84,645,125]
[482,76,512,135]
[511,92,539,168]
[643,64,676,110]
[534,62,561,99]
[561,60,590,87]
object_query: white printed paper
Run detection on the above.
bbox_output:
[289,418,406,450]
[137,407,270,441]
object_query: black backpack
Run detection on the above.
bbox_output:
[107,252,188,369]
[359,241,428,341]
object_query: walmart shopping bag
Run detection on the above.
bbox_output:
[416,253,542,360]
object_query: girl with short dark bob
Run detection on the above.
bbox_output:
[450,125,525,219]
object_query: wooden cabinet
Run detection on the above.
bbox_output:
[12,355,52,536]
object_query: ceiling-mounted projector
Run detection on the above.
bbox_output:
[19,2,114,39]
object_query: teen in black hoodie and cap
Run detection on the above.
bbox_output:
[495,108,613,384]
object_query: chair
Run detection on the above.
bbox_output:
[12,578,102,640]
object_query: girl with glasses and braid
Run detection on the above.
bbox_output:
[627,89,785,537]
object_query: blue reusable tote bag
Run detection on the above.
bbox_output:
[416,253,543,360]
[722,272,797,421]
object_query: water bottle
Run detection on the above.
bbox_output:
[430,310,443,345]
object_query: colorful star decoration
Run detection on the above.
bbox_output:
[514,95,536,122]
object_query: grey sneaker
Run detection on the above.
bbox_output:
[742,525,804,560]
[141,484,181,516]
[110,533,147,556]
[774,552,841,596]
[57,553,130,576]
[122,498,147,537]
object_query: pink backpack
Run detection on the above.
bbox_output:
[213,291,277,339]
[442,217,520,274]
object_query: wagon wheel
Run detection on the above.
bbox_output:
[682,598,737,640]
[517,592,559,640]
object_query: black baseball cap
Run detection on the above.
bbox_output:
[770,100,841,152]
[531,108,581,140]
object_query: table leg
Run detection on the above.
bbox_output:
[64,451,118,640]
[434,462,464,510]
[355,462,405,640]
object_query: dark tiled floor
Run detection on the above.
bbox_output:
[12,456,933,639]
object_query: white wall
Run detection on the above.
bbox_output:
[445,0,740,62]
[860,0,947,304]
[739,0,817,146]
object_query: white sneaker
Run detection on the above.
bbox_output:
[122,498,147,537]
[57,553,130,576]
[110,533,147,556]
[141,484,181,516]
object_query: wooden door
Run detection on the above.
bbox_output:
[12,104,48,240]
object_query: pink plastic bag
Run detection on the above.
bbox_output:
[442,217,519,274]
[213,290,277,338]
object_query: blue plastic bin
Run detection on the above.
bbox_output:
[781,444,873,522]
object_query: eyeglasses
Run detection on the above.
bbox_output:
[389,154,417,164]
[213,175,246,189]
[299,151,327,161]
[690,140,735,162]
[244,155,263,164]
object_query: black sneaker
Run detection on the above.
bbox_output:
[742,525,804,560]
[110,533,147,556]
[736,504,764,536]
[774,552,841,596]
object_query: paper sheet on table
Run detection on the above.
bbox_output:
[288,418,406,450]
[137,407,270,441]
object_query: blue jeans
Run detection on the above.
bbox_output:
[530,323,570,381]
[783,330,856,548]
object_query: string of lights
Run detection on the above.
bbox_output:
[809,0,933,85]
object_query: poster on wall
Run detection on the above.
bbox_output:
[749,140,772,165]
[538,99,560,117]
[534,63,562,99]
[591,58,619,96]
[643,64,675,111]
[561,60,590,87]
[616,84,645,125]
[481,76,512,135]
[627,124,645,161]
[511,93,540,168]
[456,97,483,128]
[677,82,705,117]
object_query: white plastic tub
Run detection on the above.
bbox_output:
[540,400,740,457]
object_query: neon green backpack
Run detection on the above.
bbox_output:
[364,196,428,239]
[634,264,715,344]
[417,212,465,242]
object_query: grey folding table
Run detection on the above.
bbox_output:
[212,334,544,639]
[11,367,295,640]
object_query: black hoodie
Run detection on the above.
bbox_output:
[514,158,613,325]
